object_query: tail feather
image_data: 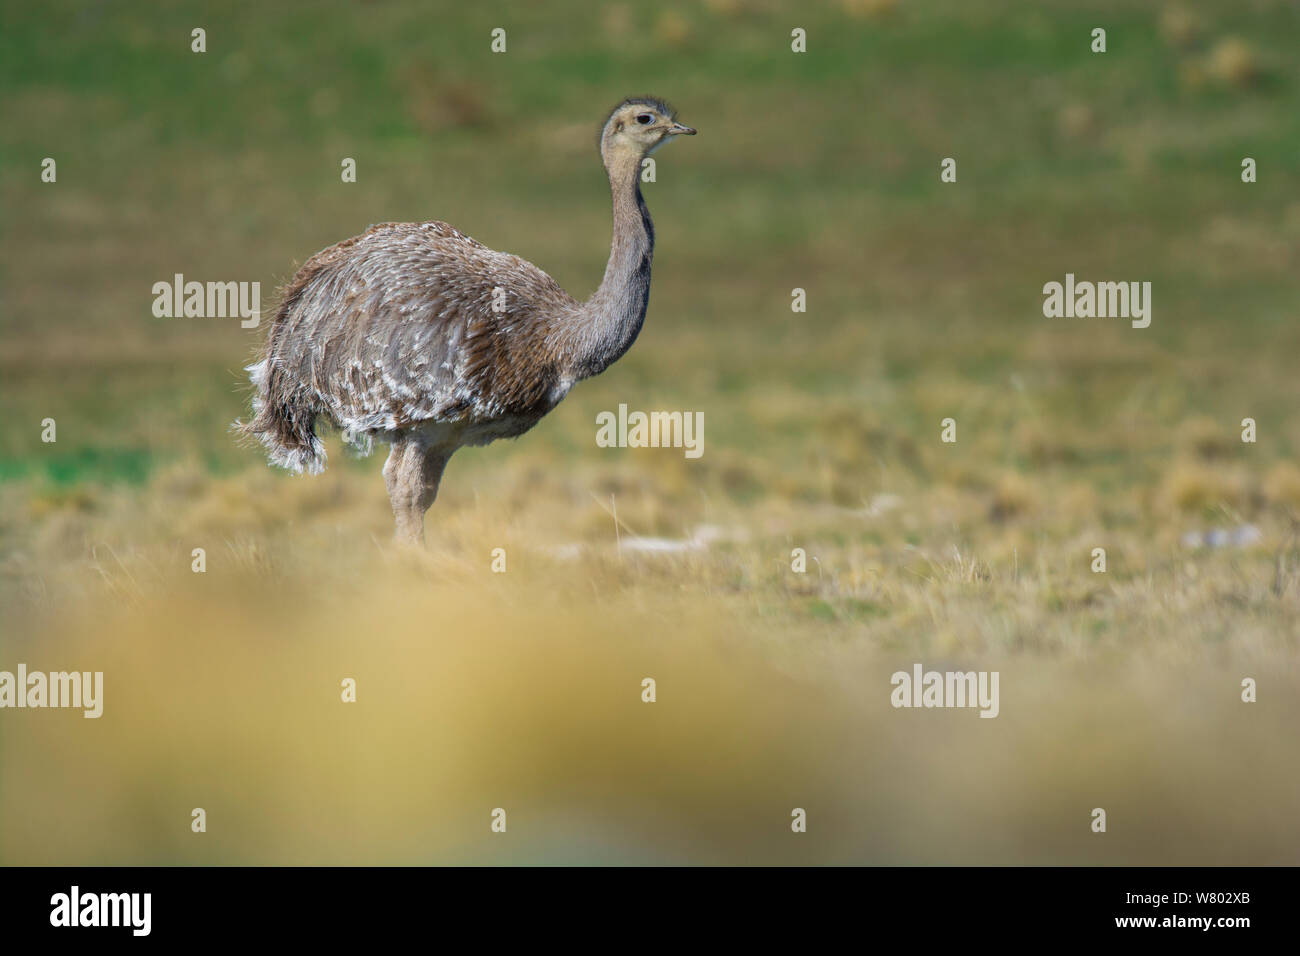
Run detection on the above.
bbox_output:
[233,359,327,475]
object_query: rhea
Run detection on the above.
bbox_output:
[238,97,695,544]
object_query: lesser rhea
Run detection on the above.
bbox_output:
[237,97,695,544]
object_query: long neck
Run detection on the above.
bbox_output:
[575,145,654,379]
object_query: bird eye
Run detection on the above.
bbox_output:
[636,113,654,125]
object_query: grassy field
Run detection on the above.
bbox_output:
[2,0,1299,864]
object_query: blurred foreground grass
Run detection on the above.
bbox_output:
[2,454,1298,864]
[4,549,1298,865]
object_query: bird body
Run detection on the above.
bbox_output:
[246,220,582,468]
[238,97,695,543]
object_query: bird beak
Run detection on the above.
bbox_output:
[667,121,697,136]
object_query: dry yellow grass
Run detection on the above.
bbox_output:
[3,511,1297,864]
[3,448,1299,864]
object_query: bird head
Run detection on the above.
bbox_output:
[599,96,696,161]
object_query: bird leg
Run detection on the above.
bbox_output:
[383,439,449,546]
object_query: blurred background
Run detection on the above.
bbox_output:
[2,0,1299,864]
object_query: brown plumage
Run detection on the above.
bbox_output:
[236,97,695,543]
